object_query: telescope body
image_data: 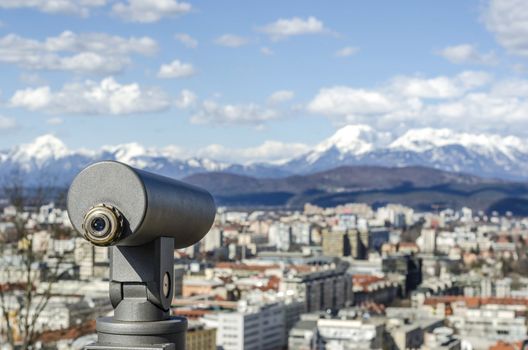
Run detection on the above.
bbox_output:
[67,160,216,248]
[67,161,217,349]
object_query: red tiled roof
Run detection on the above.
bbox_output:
[173,309,213,319]
[37,320,95,343]
[490,340,525,350]
[353,274,388,291]
[215,262,280,272]
[424,296,528,308]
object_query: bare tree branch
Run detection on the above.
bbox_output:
[0,167,74,349]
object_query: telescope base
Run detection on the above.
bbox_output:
[85,344,174,350]
[84,316,187,350]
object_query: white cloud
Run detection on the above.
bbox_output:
[484,0,528,57]
[175,33,198,48]
[0,116,16,130]
[112,0,191,23]
[46,117,63,125]
[191,101,278,126]
[0,0,106,16]
[214,34,249,48]
[258,16,326,41]
[157,60,195,79]
[175,89,197,109]
[10,77,170,115]
[268,90,295,104]
[11,87,52,111]
[307,71,528,135]
[438,44,497,65]
[389,71,492,99]
[335,46,359,57]
[196,141,310,164]
[0,31,157,74]
[260,46,274,56]
[308,87,396,116]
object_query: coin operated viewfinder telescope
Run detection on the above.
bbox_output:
[67,161,216,350]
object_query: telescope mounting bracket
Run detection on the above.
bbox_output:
[85,237,187,350]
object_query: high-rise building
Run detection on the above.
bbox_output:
[322,229,368,259]
[382,254,422,296]
[280,264,352,312]
[291,222,312,245]
[269,223,293,251]
[322,230,350,257]
[203,228,223,252]
[421,229,437,254]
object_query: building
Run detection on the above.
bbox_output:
[174,264,185,298]
[288,311,385,350]
[182,278,223,298]
[269,223,292,251]
[382,254,422,296]
[322,230,350,257]
[421,229,437,254]
[420,297,528,348]
[352,275,399,306]
[201,302,286,350]
[368,227,390,252]
[74,238,109,281]
[322,229,367,259]
[186,322,216,350]
[280,263,352,312]
[423,327,461,350]
[288,318,318,350]
[203,228,224,252]
[448,303,527,348]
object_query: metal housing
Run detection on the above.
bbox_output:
[67,160,216,248]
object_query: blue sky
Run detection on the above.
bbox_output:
[0,0,527,162]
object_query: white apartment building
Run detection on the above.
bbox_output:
[201,302,285,350]
[288,312,385,350]
[318,318,384,349]
[74,238,109,280]
[419,229,437,254]
[268,223,292,251]
[448,303,527,347]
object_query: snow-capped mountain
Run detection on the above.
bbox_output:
[305,125,391,163]
[1,125,528,185]
[0,135,231,185]
[285,125,528,180]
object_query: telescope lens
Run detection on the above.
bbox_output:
[82,205,123,246]
[91,217,107,232]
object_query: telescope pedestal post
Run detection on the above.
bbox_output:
[84,237,187,350]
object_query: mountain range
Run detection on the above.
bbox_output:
[183,166,528,214]
[1,125,527,184]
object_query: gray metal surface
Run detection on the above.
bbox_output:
[67,160,216,247]
[86,238,187,349]
[67,161,216,350]
[84,344,174,350]
[110,237,175,318]
[85,345,175,350]
[91,316,186,349]
[95,316,187,334]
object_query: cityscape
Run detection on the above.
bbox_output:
[1,195,528,349]
[1,0,528,349]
